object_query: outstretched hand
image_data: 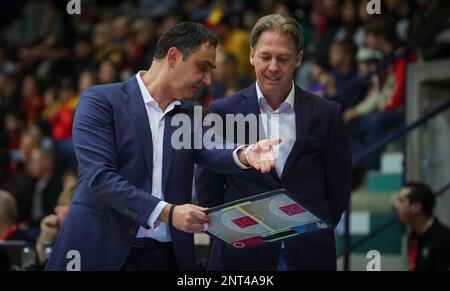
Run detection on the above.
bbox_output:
[239,138,281,174]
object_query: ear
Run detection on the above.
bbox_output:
[249,47,255,66]
[167,47,179,68]
[295,50,304,68]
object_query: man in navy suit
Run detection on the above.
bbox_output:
[45,22,279,271]
[195,14,352,271]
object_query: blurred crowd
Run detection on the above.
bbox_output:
[0,0,449,270]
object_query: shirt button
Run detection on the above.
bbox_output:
[129,227,137,234]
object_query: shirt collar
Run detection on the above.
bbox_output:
[255,81,295,113]
[136,71,181,114]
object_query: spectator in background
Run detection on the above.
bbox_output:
[72,35,95,79]
[208,11,254,78]
[20,75,44,124]
[343,16,408,170]
[92,23,123,68]
[112,15,131,51]
[385,0,415,42]
[35,170,77,267]
[395,182,450,271]
[15,147,61,228]
[126,18,158,72]
[210,47,252,102]
[0,190,33,270]
[77,70,97,94]
[47,78,78,171]
[334,0,360,43]
[98,60,120,84]
[326,40,362,109]
[408,0,450,61]
[0,190,31,241]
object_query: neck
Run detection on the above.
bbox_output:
[260,81,292,110]
[411,215,432,236]
[142,62,176,112]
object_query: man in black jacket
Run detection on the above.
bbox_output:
[395,182,450,271]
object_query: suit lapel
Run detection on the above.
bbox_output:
[280,86,312,182]
[161,103,191,196]
[120,76,153,185]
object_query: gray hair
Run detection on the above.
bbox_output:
[250,14,303,53]
[0,190,18,224]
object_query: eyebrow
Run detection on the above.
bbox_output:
[198,60,216,69]
[258,52,291,58]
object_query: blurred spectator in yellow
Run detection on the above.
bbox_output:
[207,10,254,78]
[92,23,123,68]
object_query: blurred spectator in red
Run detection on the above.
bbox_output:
[20,76,44,123]
[47,78,77,142]
[0,190,31,241]
[344,16,409,170]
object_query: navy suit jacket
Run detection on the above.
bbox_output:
[45,76,241,271]
[195,83,352,271]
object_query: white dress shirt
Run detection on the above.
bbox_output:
[135,71,181,242]
[256,81,297,177]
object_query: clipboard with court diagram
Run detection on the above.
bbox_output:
[204,189,334,250]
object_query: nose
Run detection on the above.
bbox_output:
[268,59,279,73]
[203,71,212,86]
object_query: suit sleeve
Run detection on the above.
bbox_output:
[194,102,230,208]
[325,105,352,225]
[72,88,159,228]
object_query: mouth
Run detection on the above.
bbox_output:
[264,75,281,83]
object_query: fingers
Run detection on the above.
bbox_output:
[173,204,210,233]
[261,138,282,148]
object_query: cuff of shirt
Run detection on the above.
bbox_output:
[233,145,251,170]
[147,201,168,229]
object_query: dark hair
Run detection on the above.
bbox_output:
[331,40,357,58]
[364,16,398,46]
[404,182,436,217]
[153,22,218,61]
